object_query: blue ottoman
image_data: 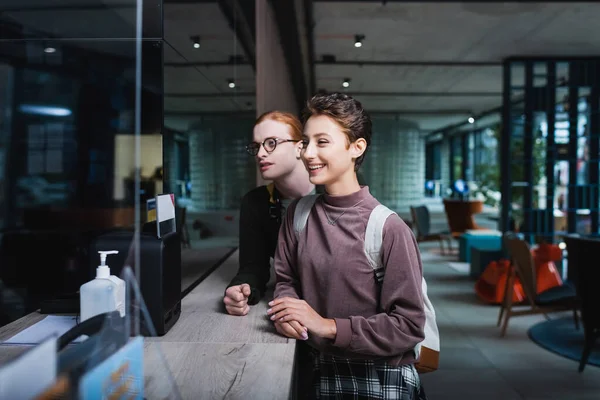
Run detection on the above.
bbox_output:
[459,230,502,263]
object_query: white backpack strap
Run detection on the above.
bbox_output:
[364,204,396,283]
[365,204,440,372]
[414,277,441,372]
[293,194,321,238]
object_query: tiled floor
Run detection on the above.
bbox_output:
[418,242,600,400]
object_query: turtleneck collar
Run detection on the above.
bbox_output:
[322,185,370,208]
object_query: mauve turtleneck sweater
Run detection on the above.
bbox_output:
[274,186,425,365]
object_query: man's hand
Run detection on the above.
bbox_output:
[267,297,337,339]
[223,284,252,316]
[274,320,309,341]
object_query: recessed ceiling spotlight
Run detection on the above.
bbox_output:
[354,34,365,48]
[44,47,56,54]
[190,35,200,49]
[342,78,351,88]
[228,79,236,89]
[468,117,475,124]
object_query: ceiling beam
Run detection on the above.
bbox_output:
[164,61,251,67]
[218,0,256,71]
[164,0,217,3]
[347,91,502,97]
[165,110,256,116]
[166,91,502,97]
[426,105,503,139]
[166,92,255,98]
[366,110,472,116]
[270,0,310,112]
[165,109,472,116]
[312,0,525,2]
[316,60,501,67]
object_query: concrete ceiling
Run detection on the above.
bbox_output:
[311,1,600,132]
[163,1,600,133]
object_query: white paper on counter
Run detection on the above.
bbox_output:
[3,315,84,345]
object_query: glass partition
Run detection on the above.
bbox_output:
[0,0,162,325]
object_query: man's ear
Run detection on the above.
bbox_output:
[350,138,367,160]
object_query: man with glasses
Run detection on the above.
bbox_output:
[223,111,317,339]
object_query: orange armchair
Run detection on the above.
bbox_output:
[443,198,486,238]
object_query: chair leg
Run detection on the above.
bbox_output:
[542,312,551,321]
[578,333,597,373]
[500,308,512,337]
[500,271,515,336]
[497,275,511,327]
[497,306,505,327]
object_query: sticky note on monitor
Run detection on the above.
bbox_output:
[146,198,156,223]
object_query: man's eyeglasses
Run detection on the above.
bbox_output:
[245,137,301,156]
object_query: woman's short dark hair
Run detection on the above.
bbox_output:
[303,92,372,170]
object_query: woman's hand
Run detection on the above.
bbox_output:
[274,320,309,341]
[267,297,337,339]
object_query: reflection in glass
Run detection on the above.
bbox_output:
[0,0,162,40]
[0,36,162,326]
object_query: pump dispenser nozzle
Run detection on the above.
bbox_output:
[99,250,119,265]
[97,250,119,278]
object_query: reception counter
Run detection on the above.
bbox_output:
[0,250,297,399]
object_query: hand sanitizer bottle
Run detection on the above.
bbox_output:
[80,251,126,322]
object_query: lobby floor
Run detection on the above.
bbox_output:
[418,241,600,400]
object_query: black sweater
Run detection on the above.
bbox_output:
[227,184,324,304]
[227,185,282,304]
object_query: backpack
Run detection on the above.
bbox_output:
[293,194,440,373]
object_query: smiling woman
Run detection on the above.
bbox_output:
[271,92,429,399]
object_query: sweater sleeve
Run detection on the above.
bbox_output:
[273,200,301,300]
[332,215,425,357]
[227,191,271,305]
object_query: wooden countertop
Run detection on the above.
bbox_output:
[0,250,296,399]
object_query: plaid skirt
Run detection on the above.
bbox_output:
[309,352,428,400]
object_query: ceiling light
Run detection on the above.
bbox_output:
[190,35,200,49]
[228,79,236,89]
[354,34,365,48]
[468,117,475,124]
[19,104,71,117]
[342,78,351,88]
[44,47,56,54]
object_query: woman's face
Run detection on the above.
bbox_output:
[301,115,363,186]
[253,119,302,181]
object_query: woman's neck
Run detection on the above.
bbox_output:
[274,165,314,200]
[325,170,361,197]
